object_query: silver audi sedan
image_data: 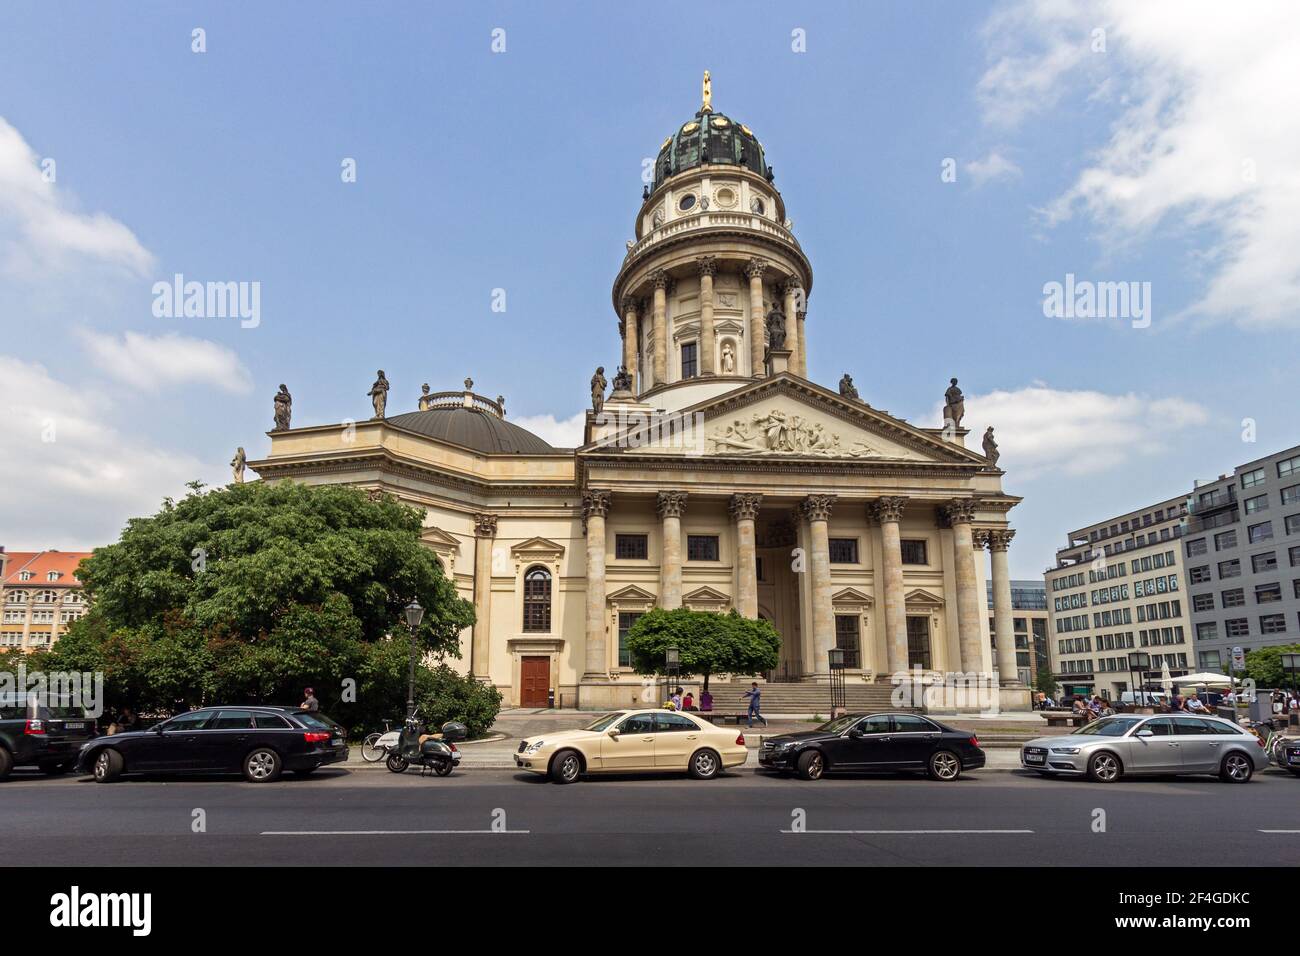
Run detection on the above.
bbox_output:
[1021,714,1268,783]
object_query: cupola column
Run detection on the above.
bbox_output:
[621,296,640,393]
[744,258,768,378]
[697,257,717,376]
[650,270,670,387]
[796,310,808,377]
[782,279,801,376]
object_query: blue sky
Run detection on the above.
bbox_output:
[2,0,1298,578]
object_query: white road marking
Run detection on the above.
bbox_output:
[781,828,1034,834]
[1258,829,1300,833]
[260,829,530,835]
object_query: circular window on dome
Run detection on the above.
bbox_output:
[678,193,697,211]
[715,186,736,208]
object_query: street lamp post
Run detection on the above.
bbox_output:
[404,600,425,717]
[828,648,846,718]
[1127,651,1151,712]
[665,646,680,707]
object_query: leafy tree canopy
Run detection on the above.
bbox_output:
[1244,643,1300,690]
[625,608,780,692]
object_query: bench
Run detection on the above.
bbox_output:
[696,712,753,725]
[1041,711,1087,729]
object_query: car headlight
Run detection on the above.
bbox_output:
[1050,747,1081,754]
[777,741,797,750]
[524,741,545,754]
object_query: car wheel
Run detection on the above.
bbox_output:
[927,750,962,781]
[796,750,824,781]
[0,747,13,781]
[386,754,409,773]
[1219,752,1253,784]
[689,748,721,780]
[1086,751,1122,783]
[93,748,123,783]
[242,748,282,783]
[549,749,582,784]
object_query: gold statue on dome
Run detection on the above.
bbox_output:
[702,70,712,112]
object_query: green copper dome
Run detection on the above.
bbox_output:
[652,108,772,190]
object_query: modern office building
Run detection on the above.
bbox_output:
[1184,445,1300,672]
[0,550,92,651]
[1044,495,1192,699]
[987,579,1049,685]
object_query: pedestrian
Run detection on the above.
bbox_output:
[117,706,138,732]
[699,690,713,712]
[300,687,319,712]
[742,682,767,728]
[682,691,695,711]
[670,688,682,711]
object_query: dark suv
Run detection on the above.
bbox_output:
[0,694,98,779]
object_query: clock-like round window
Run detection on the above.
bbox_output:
[678,193,696,211]
[715,186,736,208]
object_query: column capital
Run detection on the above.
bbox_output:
[986,528,1016,552]
[781,276,803,296]
[649,268,671,290]
[583,489,612,519]
[744,257,768,280]
[696,255,718,278]
[729,492,763,521]
[473,512,498,538]
[942,498,978,525]
[972,528,992,550]
[801,494,836,522]
[656,490,688,518]
[871,496,907,524]
[620,295,641,316]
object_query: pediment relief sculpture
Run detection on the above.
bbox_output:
[707,409,881,458]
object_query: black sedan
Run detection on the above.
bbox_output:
[758,712,985,781]
[76,706,349,783]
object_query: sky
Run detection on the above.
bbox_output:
[2,0,1299,579]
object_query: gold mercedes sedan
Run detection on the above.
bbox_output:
[514,709,749,783]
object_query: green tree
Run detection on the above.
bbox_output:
[625,608,780,692]
[1244,643,1300,689]
[42,481,486,734]
[1034,664,1058,697]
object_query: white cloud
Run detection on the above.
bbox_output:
[509,411,585,448]
[0,355,210,549]
[77,329,253,395]
[966,150,1023,186]
[935,383,1210,479]
[0,116,154,278]
[979,0,1300,328]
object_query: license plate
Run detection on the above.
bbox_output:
[64,722,85,730]
[1024,753,1044,764]
[1288,751,1300,764]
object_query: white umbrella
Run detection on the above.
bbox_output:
[1178,672,1234,686]
[1160,660,1173,699]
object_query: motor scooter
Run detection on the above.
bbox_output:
[384,711,466,776]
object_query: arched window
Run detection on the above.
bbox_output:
[522,566,551,632]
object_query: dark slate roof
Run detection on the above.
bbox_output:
[653,109,771,189]
[385,407,561,454]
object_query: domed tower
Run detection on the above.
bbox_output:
[611,73,813,410]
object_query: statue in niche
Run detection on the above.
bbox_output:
[765,304,787,351]
[720,342,736,374]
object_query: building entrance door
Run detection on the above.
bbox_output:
[520,656,550,708]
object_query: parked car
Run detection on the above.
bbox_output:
[75,706,349,783]
[514,708,747,783]
[758,712,985,781]
[1021,714,1266,783]
[0,693,98,780]
[1274,738,1300,776]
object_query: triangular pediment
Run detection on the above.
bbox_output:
[904,588,945,609]
[831,587,875,607]
[584,374,986,466]
[683,585,731,608]
[510,537,566,561]
[606,584,657,606]
[420,526,461,551]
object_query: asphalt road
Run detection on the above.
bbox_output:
[4,766,1298,866]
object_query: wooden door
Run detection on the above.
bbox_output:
[520,656,550,708]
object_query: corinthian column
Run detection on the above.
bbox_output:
[657,491,688,609]
[944,499,983,673]
[650,269,670,387]
[796,309,808,377]
[987,529,1021,685]
[472,512,498,680]
[872,497,909,676]
[697,256,717,376]
[782,278,801,375]
[803,494,836,677]
[621,296,640,394]
[730,493,762,618]
[583,491,611,680]
[744,258,767,378]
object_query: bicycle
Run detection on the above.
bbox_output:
[361,719,400,763]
